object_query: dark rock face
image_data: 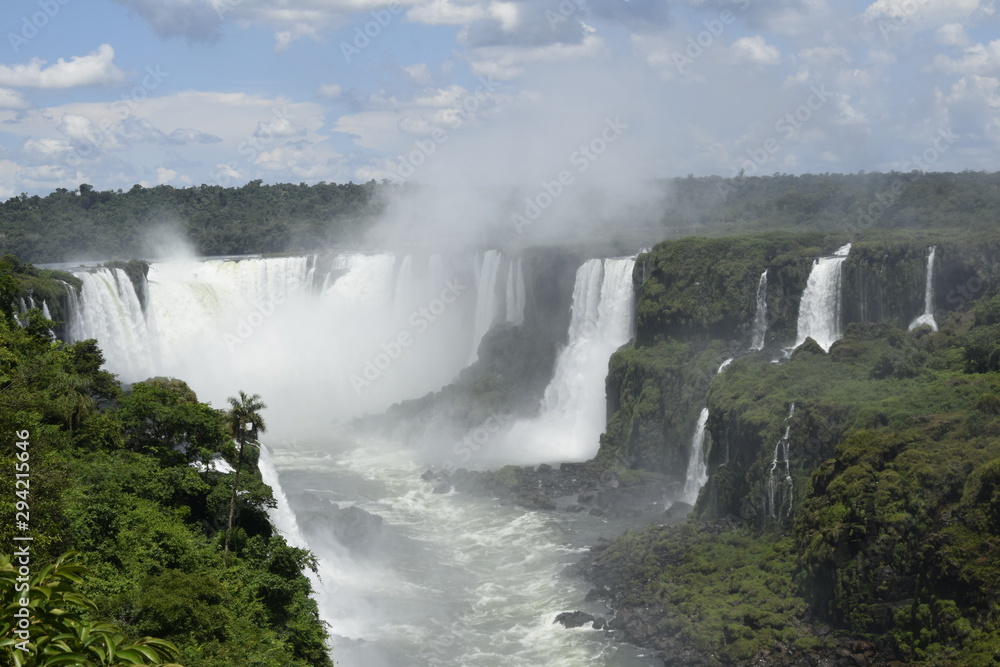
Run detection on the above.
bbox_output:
[328,504,384,550]
[553,611,595,629]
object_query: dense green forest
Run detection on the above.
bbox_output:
[0,180,385,263]
[1,171,998,264]
[0,264,332,666]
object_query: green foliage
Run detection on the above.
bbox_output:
[116,379,230,466]
[593,523,831,664]
[0,551,183,666]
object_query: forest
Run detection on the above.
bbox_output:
[1,171,998,264]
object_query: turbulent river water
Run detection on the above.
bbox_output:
[267,437,660,667]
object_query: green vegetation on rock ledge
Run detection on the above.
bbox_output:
[590,231,1000,665]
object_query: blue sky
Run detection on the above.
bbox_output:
[0,0,997,198]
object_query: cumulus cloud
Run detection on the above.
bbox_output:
[731,36,782,65]
[319,83,344,98]
[169,128,224,144]
[0,45,125,89]
[0,88,28,109]
[928,40,1000,75]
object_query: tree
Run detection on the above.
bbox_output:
[224,391,266,553]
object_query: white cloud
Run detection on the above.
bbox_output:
[0,88,28,109]
[936,23,973,48]
[928,40,1000,75]
[156,167,177,183]
[465,33,608,79]
[404,64,433,85]
[731,36,782,65]
[862,0,989,32]
[488,1,519,31]
[408,0,489,25]
[319,83,344,98]
[254,116,308,139]
[22,138,73,161]
[0,45,125,89]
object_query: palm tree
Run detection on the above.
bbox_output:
[224,391,266,553]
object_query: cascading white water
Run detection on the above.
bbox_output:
[505,256,526,326]
[500,257,636,464]
[750,270,768,351]
[69,254,479,434]
[469,250,503,363]
[909,246,938,332]
[717,357,734,374]
[682,407,710,505]
[794,243,851,352]
[258,445,310,550]
[767,403,796,520]
[393,254,415,306]
[70,268,155,379]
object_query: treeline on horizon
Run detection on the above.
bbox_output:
[1,170,999,264]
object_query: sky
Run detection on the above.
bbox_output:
[0,0,997,200]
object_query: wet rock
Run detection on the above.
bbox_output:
[329,504,383,550]
[420,469,436,482]
[554,611,595,628]
[432,481,452,494]
[664,501,693,521]
[592,616,606,630]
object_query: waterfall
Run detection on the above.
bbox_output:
[469,250,503,363]
[794,243,851,352]
[767,403,796,520]
[750,270,768,351]
[909,246,938,332]
[682,407,710,504]
[393,254,414,306]
[505,256,525,326]
[258,445,309,550]
[717,357,734,373]
[70,268,155,379]
[501,257,636,463]
[67,253,481,431]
